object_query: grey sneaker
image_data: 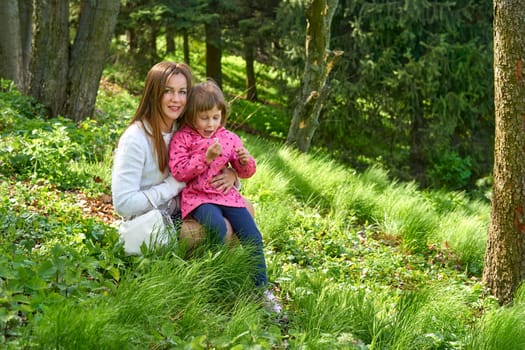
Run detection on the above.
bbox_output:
[263,290,282,313]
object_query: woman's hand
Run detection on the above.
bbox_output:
[210,167,237,193]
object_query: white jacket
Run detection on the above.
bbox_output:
[111,121,185,219]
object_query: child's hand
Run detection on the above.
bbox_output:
[236,147,252,165]
[206,138,222,164]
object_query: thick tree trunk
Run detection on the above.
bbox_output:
[205,14,222,88]
[0,1,23,87]
[29,0,69,117]
[286,0,341,152]
[63,0,120,122]
[482,0,525,305]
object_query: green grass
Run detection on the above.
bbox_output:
[1,60,524,349]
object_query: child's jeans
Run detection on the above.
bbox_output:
[192,204,268,287]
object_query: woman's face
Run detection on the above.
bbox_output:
[161,73,188,130]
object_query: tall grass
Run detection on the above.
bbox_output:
[242,136,489,265]
[432,209,487,273]
[467,304,525,350]
[25,245,284,348]
[373,182,437,252]
[280,271,479,349]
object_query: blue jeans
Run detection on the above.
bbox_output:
[192,203,268,287]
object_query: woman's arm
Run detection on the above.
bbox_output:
[112,124,184,217]
[209,167,240,193]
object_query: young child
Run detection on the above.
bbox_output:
[168,80,281,312]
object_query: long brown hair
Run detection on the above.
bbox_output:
[130,61,193,171]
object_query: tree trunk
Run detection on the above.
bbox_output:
[183,29,190,65]
[205,14,222,88]
[18,0,33,92]
[148,25,159,66]
[127,29,137,53]
[286,0,341,152]
[409,101,427,185]
[166,25,175,54]
[0,0,23,87]
[63,0,120,122]
[245,41,257,101]
[29,0,69,117]
[482,0,525,305]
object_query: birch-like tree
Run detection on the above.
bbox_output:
[286,0,341,152]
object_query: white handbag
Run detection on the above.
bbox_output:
[118,192,175,255]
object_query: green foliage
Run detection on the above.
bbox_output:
[0,180,125,346]
[0,80,48,128]
[427,151,472,190]
[2,122,93,188]
[304,0,494,189]
[466,303,525,350]
[0,83,130,192]
[0,59,520,350]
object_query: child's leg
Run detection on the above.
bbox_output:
[222,206,268,287]
[191,204,228,242]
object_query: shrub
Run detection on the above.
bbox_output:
[427,151,472,190]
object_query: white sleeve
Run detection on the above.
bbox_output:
[111,126,185,217]
[146,173,186,207]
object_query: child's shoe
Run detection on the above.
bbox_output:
[263,290,282,313]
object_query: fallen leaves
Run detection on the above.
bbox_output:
[75,192,118,225]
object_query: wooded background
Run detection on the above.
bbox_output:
[4,0,525,312]
[0,0,494,191]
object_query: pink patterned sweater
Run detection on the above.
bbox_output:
[168,125,256,218]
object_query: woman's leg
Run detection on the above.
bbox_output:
[244,196,255,217]
[180,219,234,250]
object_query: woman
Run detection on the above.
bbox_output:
[111,61,248,249]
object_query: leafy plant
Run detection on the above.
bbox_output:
[427,151,473,190]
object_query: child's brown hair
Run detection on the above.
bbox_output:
[184,79,228,129]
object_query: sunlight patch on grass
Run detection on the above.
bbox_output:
[432,209,487,273]
[467,303,525,350]
[29,301,135,349]
[386,284,474,349]
[374,182,437,252]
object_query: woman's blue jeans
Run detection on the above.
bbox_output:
[192,203,268,287]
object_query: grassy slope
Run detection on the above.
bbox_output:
[2,50,525,349]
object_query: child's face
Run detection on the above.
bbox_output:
[194,106,222,138]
